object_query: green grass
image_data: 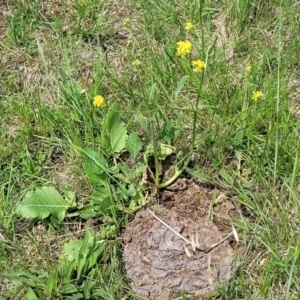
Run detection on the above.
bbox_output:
[1,0,300,299]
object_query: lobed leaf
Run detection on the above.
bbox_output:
[16,186,69,223]
[125,132,142,159]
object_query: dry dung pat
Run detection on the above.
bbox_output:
[123,209,234,299]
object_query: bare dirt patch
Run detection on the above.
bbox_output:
[123,178,239,299]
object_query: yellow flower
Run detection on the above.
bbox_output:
[185,22,194,31]
[192,59,206,73]
[252,91,263,101]
[176,40,192,57]
[132,59,142,66]
[93,95,106,108]
[245,65,252,73]
[123,18,130,26]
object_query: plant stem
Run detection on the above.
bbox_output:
[149,120,160,186]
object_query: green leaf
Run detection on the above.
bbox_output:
[135,112,148,131]
[60,232,104,283]
[110,122,127,153]
[62,260,77,282]
[90,188,112,214]
[234,129,244,147]
[62,240,83,262]
[175,75,189,99]
[92,288,116,299]
[83,148,108,185]
[219,168,234,185]
[76,233,104,281]
[102,103,120,132]
[187,168,214,184]
[16,187,69,223]
[0,271,45,288]
[157,143,175,160]
[84,148,108,175]
[46,270,58,296]
[145,143,175,162]
[129,162,146,179]
[161,122,179,143]
[125,132,142,159]
[25,287,39,300]
[60,284,80,294]
[149,82,157,102]
[83,281,96,299]
[101,103,127,153]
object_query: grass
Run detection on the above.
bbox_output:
[1,0,300,299]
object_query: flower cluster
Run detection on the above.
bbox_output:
[192,60,206,73]
[176,40,192,57]
[245,65,252,73]
[132,59,142,66]
[93,95,106,108]
[185,22,194,31]
[252,91,263,101]
[123,18,130,26]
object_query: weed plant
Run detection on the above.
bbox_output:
[1,0,300,299]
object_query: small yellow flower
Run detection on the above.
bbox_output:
[132,59,142,66]
[245,65,252,73]
[252,91,263,101]
[192,59,206,73]
[123,18,130,26]
[176,40,192,57]
[185,22,194,31]
[93,95,106,108]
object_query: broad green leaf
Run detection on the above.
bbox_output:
[83,148,108,175]
[161,122,178,143]
[157,143,175,160]
[101,103,127,153]
[102,103,121,133]
[125,132,142,159]
[62,240,83,262]
[100,133,110,152]
[145,143,174,162]
[90,187,112,214]
[83,148,108,185]
[16,187,69,223]
[110,122,127,152]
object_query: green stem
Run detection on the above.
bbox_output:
[157,65,206,189]
[149,120,160,186]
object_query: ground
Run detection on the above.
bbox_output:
[123,177,237,299]
[1,0,300,299]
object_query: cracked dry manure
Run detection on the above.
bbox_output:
[123,207,234,299]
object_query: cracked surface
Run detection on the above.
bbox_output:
[123,179,235,299]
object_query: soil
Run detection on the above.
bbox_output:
[123,177,239,299]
